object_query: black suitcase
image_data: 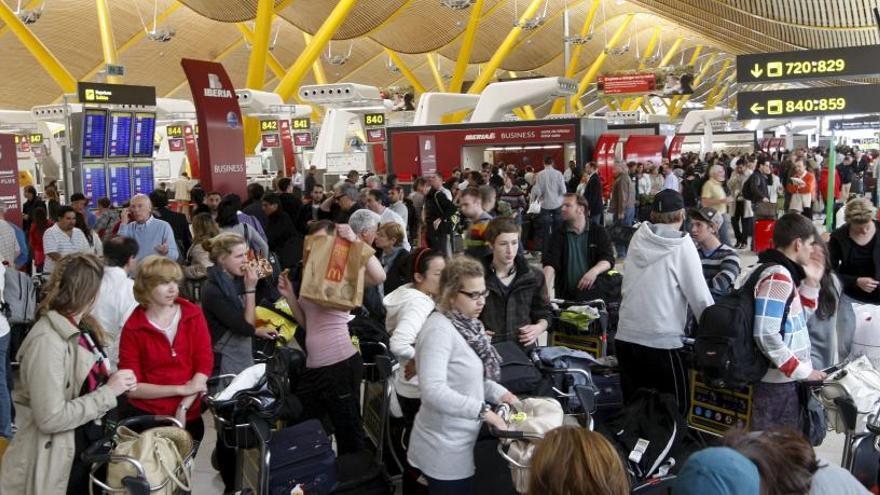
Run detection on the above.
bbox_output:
[332,450,394,494]
[268,419,338,495]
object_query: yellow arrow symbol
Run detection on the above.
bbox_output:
[750,102,765,114]
[750,64,763,78]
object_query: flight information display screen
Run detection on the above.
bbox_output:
[132,162,154,195]
[82,163,107,200]
[81,109,108,159]
[108,163,132,207]
[107,111,133,158]
[132,112,156,158]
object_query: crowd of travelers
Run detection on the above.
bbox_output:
[0,145,878,494]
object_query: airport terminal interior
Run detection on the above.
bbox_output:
[3,0,880,494]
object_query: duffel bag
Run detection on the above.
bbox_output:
[494,341,543,395]
[819,356,880,434]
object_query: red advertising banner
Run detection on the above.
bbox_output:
[593,134,620,199]
[667,135,686,160]
[168,138,185,152]
[278,119,297,176]
[0,135,22,227]
[261,133,281,148]
[293,132,313,147]
[597,73,656,95]
[181,58,246,198]
[366,128,387,143]
[418,135,437,177]
[623,135,666,165]
[182,124,200,177]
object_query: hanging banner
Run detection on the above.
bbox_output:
[181,58,246,197]
[278,119,297,176]
[598,66,695,97]
[366,128,387,143]
[293,132,313,147]
[182,124,200,178]
[418,135,437,177]
[668,135,686,160]
[0,135,22,227]
[168,138,185,152]
[261,134,281,148]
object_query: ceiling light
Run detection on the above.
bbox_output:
[147,27,176,42]
[440,0,475,9]
[324,41,353,66]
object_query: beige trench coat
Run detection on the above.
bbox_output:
[0,311,117,495]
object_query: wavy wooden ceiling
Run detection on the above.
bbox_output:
[0,0,875,112]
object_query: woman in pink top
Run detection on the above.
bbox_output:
[278,220,386,454]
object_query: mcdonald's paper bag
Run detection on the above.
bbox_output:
[300,234,375,311]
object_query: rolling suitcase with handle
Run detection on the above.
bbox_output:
[268,419,338,495]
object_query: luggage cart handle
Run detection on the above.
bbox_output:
[551,298,607,311]
[81,442,148,480]
[117,415,184,432]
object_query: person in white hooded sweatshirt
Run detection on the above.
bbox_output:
[616,189,714,413]
[383,248,446,495]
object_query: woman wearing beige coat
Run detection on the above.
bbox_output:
[0,253,136,494]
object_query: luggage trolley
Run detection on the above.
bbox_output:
[82,415,195,495]
[549,299,610,359]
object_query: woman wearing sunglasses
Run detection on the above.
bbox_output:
[407,255,517,495]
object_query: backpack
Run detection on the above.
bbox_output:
[2,270,36,325]
[741,173,766,203]
[494,341,544,395]
[694,263,795,389]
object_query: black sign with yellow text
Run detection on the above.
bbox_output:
[363,113,385,127]
[166,125,184,138]
[737,84,880,120]
[737,45,880,84]
[28,133,43,145]
[291,117,311,130]
[260,119,279,132]
[77,81,156,106]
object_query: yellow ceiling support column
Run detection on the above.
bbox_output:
[467,0,546,95]
[550,0,600,114]
[449,0,484,93]
[243,0,276,156]
[426,53,446,92]
[704,59,732,108]
[276,0,358,102]
[385,49,426,94]
[620,27,660,110]
[670,52,717,119]
[625,37,686,111]
[303,33,328,85]
[0,1,76,93]
[570,13,634,108]
[95,0,121,83]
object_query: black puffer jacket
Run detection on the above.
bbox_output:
[479,254,553,349]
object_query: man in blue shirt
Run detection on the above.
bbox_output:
[118,194,178,263]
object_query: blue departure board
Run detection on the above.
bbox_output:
[132,112,156,158]
[132,162,154,195]
[82,163,107,200]
[81,109,107,159]
[108,163,132,207]
[107,111,133,158]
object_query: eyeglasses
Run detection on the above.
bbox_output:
[458,289,489,300]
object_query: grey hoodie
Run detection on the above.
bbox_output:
[616,222,714,349]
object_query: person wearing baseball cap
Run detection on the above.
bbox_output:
[689,207,741,298]
[615,189,714,413]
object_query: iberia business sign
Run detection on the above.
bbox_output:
[181,58,247,198]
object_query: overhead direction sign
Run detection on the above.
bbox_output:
[829,116,880,131]
[737,84,880,120]
[736,45,880,84]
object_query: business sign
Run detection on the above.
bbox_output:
[363,113,386,127]
[829,116,880,131]
[460,125,576,145]
[736,45,880,84]
[260,119,279,132]
[291,117,311,131]
[598,66,694,96]
[293,132,313,147]
[418,135,437,176]
[77,81,156,106]
[366,128,386,143]
[737,84,880,120]
[0,134,22,227]
[181,59,246,197]
[261,133,281,148]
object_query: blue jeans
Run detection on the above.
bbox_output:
[719,213,733,247]
[0,332,10,438]
[540,207,563,253]
[615,207,636,259]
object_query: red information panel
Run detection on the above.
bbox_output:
[594,134,620,199]
[181,58,246,198]
[623,135,666,165]
[366,128,386,143]
[419,135,437,177]
[598,73,657,95]
[183,124,200,178]
[261,133,281,148]
[293,132,313,147]
[168,138,185,152]
[279,119,296,176]
[668,135,685,160]
[0,134,22,227]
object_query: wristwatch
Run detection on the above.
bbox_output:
[477,403,491,421]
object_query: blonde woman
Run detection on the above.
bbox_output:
[118,256,213,441]
[407,255,516,494]
[1,254,137,494]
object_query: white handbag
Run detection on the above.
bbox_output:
[819,356,880,434]
[527,200,542,215]
[501,398,564,493]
